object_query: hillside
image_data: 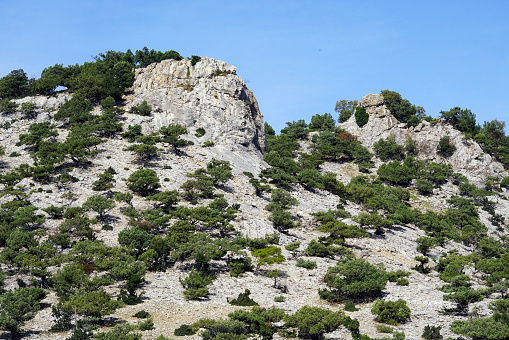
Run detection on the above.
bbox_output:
[1,55,509,340]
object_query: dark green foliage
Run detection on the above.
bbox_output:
[280,120,309,139]
[380,90,419,124]
[413,256,431,274]
[437,136,456,157]
[119,274,144,305]
[354,107,369,127]
[422,325,443,340]
[92,167,116,191]
[190,55,201,66]
[373,136,405,161]
[377,160,414,186]
[416,179,434,195]
[450,316,509,340]
[377,324,394,333]
[266,133,299,157]
[440,107,480,137]
[296,259,317,269]
[127,169,161,196]
[0,287,47,339]
[309,113,336,131]
[312,130,373,171]
[19,102,38,117]
[344,301,359,312]
[0,69,30,99]
[284,305,344,340]
[175,324,196,336]
[387,270,410,282]
[122,124,143,142]
[335,99,358,123]
[0,98,18,114]
[54,92,93,124]
[195,127,206,137]
[439,275,484,314]
[230,289,259,306]
[159,123,193,155]
[118,226,153,255]
[264,189,298,231]
[82,194,116,220]
[179,269,213,300]
[305,239,334,257]
[319,257,387,301]
[19,122,58,152]
[129,101,152,116]
[371,299,411,325]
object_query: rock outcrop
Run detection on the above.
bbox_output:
[340,93,508,184]
[124,57,266,152]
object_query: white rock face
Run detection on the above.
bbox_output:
[124,57,266,152]
[341,94,508,184]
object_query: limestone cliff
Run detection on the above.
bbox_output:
[340,93,507,184]
[124,57,265,152]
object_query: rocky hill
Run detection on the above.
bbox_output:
[1,57,509,340]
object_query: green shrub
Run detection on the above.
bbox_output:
[284,306,344,340]
[422,325,442,340]
[179,270,213,300]
[371,299,411,325]
[416,179,434,195]
[102,224,113,231]
[295,259,317,269]
[374,136,405,161]
[129,101,152,116]
[377,324,394,333]
[229,289,258,306]
[274,295,286,302]
[174,324,196,336]
[195,127,206,137]
[319,257,387,301]
[387,270,410,282]
[396,277,409,286]
[126,168,161,196]
[344,301,359,312]
[355,107,369,127]
[133,310,151,318]
[137,319,154,330]
[190,55,201,66]
[305,240,333,257]
[202,140,214,147]
[437,136,456,157]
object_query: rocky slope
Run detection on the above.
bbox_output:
[1,58,509,340]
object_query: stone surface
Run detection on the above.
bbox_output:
[1,66,509,340]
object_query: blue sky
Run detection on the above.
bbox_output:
[1,1,508,132]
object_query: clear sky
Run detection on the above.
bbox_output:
[1,1,508,132]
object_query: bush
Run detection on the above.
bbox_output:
[129,101,152,116]
[296,259,317,269]
[344,301,359,312]
[127,168,161,196]
[229,289,258,306]
[355,107,369,127]
[174,324,196,336]
[377,324,394,333]
[422,325,443,340]
[133,310,151,318]
[274,295,286,302]
[319,257,387,301]
[284,306,344,339]
[371,299,411,325]
[305,240,333,257]
[374,136,405,161]
[195,127,206,137]
[416,179,434,195]
[437,136,456,157]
